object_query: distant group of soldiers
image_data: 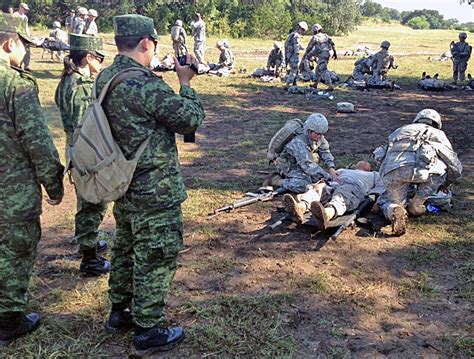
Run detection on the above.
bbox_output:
[64,7,99,36]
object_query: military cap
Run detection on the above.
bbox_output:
[69,33,105,57]
[113,14,158,40]
[0,13,34,44]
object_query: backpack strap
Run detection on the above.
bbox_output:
[93,67,149,103]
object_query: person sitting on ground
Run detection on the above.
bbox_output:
[374,109,462,236]
[267,41,285,76]
[209,39,234,76]
[271,113,338,194]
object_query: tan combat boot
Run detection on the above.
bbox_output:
[388,205,407,236]
[310,201,333,230]
[283,194,306,223]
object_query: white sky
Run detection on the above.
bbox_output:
[372,0,474,23]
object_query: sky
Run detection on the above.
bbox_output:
[372,0,474,23]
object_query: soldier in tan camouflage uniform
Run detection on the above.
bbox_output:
[284,21,308,86]
[368,40,397,88]
[267,41,285,76]
[450,32,472,84]
[0,14,64,346]
[170,19,187,57]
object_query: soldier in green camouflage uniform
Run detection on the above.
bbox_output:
[0,14,64,346]
[96,15,205,355]
[54,33,109,276]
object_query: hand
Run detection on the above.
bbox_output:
[174,54,198,86]
[328,168,341,183]
[332,53,337,60]
[46,197,62,206]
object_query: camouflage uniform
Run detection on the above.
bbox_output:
[0,15,64,320]
[284,31,302,85]
[352,56,372,81]
[305,33,335,86]
[267,47,285,73]
[12,10,30,70]
[192,18,206,63]
[275,133,335,193]
[376,122,462,220]
[54,34,107,253]
[368,48,396,87]
[171,24,187,57]
[450,39,472,82]
[96,15,205,328]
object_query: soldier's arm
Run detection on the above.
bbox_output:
[430,132,462,183]
[142,77,205,135]
[13,81,64,201]
[70,82,93,140]
[286,139,332,180]
[317,137,336,169]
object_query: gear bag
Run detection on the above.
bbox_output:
[267,118,304,162]
[66,68,150,204]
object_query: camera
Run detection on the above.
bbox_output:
[176,55,199,74]
[183,132,196,143]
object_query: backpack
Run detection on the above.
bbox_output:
[66,68,150,204]
[267,118,304,162]
[171,26,180,41]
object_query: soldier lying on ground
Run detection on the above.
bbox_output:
[268,114,338,194]
[373,109,462,236]
[283,161,384,228]
[418,72,456,91]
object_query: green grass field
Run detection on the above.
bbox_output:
[1,21,473,358]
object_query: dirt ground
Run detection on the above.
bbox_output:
[35,79,473,357]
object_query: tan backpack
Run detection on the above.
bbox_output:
[66,68,150,204]
[266,118,304,162]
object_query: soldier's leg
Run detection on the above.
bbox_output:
[173,43,179,57]
[407,174,447,216]
[453,61,459,82]
[193,42,203,63]
[286,58,299,85]
[282,176,311,194]
[0,219,41,318]
[132,206,183,328]
[75,194,107,252]
[459,60,467,82]
[22,45,31,70]
[108,203,134,309]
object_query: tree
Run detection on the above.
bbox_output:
[407,16,430,30]
[359,0,383,17]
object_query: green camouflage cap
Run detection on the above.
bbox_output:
[69,33,105,57]
[113,14,159,40]
[0,13,34,45]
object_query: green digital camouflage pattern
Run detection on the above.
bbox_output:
[0,219,41,317]
[109,204,183,327]
[95,55,205,212]
[113,14,158,39]
[54,69,107,251]
[0,60,64,224]
[0,13,32,44]
[69,33,105,56]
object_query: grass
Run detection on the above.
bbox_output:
[1,21,472,357]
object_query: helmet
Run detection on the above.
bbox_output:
[413,109,442,129]
[274,41,282,49]
[175,19,183,26]
[380,40,391,49]
[216,40,224,48]
[222,39,230,48]
[312,23,322,33]
[298,21,308,32]
[304,113,328,134]
[88,9,98,17]
[53,21,61,28]
[459,32,467,39]
[77,7,88,15]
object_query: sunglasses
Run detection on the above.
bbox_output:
[91,53,104,64]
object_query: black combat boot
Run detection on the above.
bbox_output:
[0,312,41,347]
[132,324,184,356]
[105,303,133,333]
[80,247,110,277]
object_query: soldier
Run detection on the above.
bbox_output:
[368,40,397,89]
[84,9,98,36]
[209,39,234,76]
[284,21,308,87]
[267,41,285,76]
[272,113,338,194]
[95,15,204,354]
[46,21,68,60]
[73,7,88,34]
[171,19,187,57]
[0,14,64,346]
[374,109,462,236]
[352,56,373,81]
[284,161,384,226]
[65,9,75,33]
[304,23,337,91]
[12,3,30,71]
[191,12,206,63]
[54,34,110,277]
[450,32,472,84]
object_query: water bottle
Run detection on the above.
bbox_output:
[426,203,441,214]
